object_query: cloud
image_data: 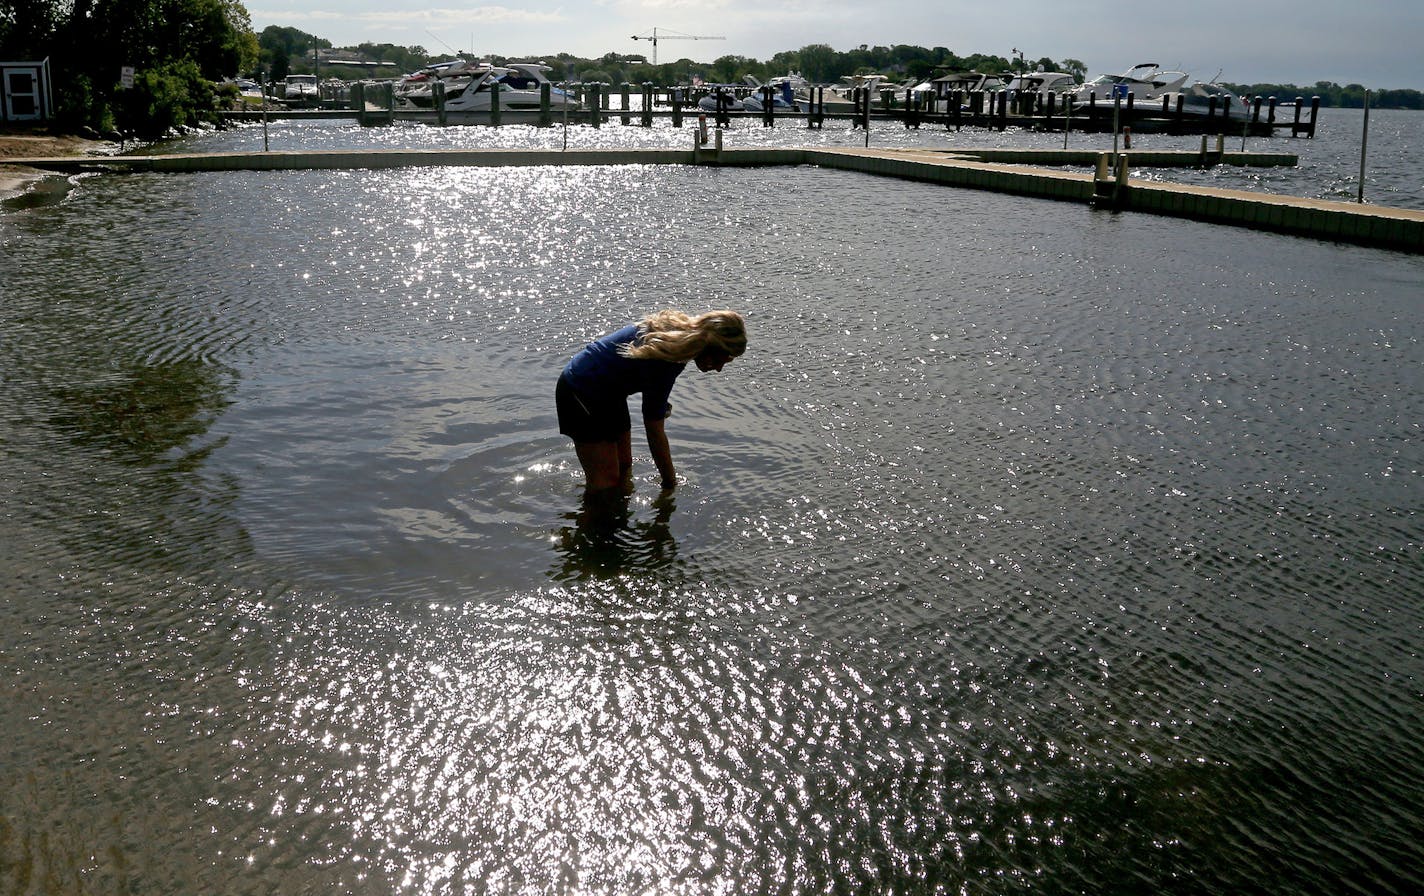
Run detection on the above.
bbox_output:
[249,6,571,29]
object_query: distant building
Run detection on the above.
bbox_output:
[315,50,399,71]
[2,58,53,122]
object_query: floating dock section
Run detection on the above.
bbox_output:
[11,145,1421,254]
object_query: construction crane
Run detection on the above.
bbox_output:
[630,27,725,66]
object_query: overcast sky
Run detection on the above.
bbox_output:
[247,1,1424,90]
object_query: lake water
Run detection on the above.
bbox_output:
[154,106,1424,211]
[2,116,1423,894]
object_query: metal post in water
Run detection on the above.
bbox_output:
[1359,88,1370,203]
[863,88,871,147]
[1062,91,1071,149]
[1112,92,1121,166]
[539,82,551,128]
[562,82,569,151]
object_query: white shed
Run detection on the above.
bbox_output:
[2,58,54,122]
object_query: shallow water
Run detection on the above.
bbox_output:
[158,106,1424,210]
[2,155,1422,894]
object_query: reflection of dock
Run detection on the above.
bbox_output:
[14,146,1419,253]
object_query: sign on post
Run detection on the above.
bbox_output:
[120,66,135,89]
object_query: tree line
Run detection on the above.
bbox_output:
[1220,81,1422,109]
[2,2,1421,137]
[0,0,258,135]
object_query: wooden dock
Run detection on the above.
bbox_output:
[227,83,1321,138]
[11,145,1419,254]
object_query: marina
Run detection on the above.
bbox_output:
[224,78,1322,138]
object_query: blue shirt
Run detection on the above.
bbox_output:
[562,325,686,421]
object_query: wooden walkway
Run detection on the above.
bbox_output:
[10,145,1420,254]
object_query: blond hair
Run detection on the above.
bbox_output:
[621,309,748,363]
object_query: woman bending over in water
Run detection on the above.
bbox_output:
[556,309,747,493]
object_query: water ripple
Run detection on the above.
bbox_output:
[3,153,1423,895]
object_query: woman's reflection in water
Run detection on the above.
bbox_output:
[551,489,679,584]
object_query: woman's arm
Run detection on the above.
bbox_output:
[644,417,677,490]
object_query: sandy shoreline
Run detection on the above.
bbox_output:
[0,131,115,195]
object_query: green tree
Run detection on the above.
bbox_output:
[0,0,63,56]
[767,50,801,76]
[355,43,427,72]
[259,24,330,75]
[797,43,837,83]
[13,0,259,132]
[118,57,217,133]
[708,54,757,84]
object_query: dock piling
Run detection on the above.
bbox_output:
[1359,89,1370,203]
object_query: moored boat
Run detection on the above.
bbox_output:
[1067,63,1188,106]
[1003,70,1077,98]
[393,60,580,115]
[1161,81,1254,122]
[283,74,320,106]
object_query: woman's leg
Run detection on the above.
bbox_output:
[617,430,633,485]
[575,440,623,492]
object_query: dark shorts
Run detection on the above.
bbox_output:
[556,373,630,443]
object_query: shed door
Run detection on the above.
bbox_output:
[4,69,41,120]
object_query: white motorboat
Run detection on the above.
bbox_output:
[742,87,800,113]
[283,74,320,105]
[1003,71,1077,98]
[697,87,744,112]
[765,71,810,95]
[807,72,907,112]
[1163,81,1254,121]
[394,61,580,114]
[393,59,488,108]
[1067,63,1188,106]
[738,72,807,112]
[733,74,803,113]
[915,71,1005,99]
